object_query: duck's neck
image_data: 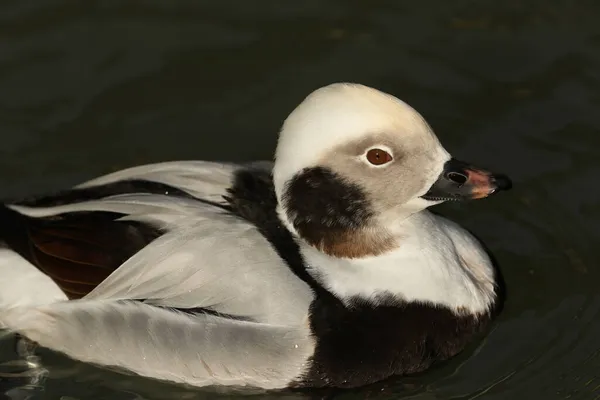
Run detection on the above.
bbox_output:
[298,210,498,316]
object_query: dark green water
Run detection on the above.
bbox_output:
[1,0,599,399]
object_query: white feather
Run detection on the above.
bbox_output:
[77,161,237,201]
[301,210,497,314]
[9,193,220,229]
[0,248,67,308]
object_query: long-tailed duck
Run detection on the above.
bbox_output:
[0,83,511,390]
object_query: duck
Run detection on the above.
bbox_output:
[0,83,511,391]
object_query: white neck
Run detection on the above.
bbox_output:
[298,210,497,315]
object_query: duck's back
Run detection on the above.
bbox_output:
[0,161,322,389]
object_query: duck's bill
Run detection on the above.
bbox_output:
[421,158,512,202]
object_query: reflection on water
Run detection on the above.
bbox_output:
[1,0,600,398]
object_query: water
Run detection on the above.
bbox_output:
[0,0,599,398]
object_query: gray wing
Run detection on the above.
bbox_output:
[0,300,313,389]
[85,205,313,326]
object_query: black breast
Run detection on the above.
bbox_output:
[296,295,492,388]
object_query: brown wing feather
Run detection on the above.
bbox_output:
[30,229,122,270]
[0,206,163,299]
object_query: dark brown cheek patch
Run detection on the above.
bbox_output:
[282,167,396,258]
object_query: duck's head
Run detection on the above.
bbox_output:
[273,83,511,259]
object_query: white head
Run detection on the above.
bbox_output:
[273,83,510,259]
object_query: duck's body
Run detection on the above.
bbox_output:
[0,83,511,390]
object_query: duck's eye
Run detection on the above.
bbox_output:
[366,148,393,166]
